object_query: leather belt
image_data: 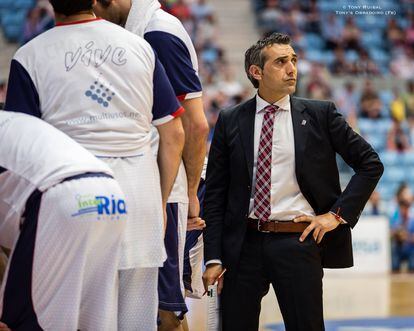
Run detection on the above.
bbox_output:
[247,218,308,233]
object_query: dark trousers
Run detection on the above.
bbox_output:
[221,229,324,331]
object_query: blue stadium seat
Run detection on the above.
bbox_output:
[361,32,384,48]
[402,153,414,166]
[345,50,359,62]
[379,151,400,167]
[369,48,390,67]
[366,133,386,152]
[376,183,396,201]
[359,118,392,136]
[382,166,407,184]
[304,33,325,50]
[305,49,325,62]
[14,0,35,9]
[379,90,394,109]
[0,0,13,9]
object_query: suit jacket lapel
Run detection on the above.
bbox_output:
[291,97,309,183]
[238,97,256,181]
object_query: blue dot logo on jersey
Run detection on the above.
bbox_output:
[84,74,116,108]
[72,194,127,219]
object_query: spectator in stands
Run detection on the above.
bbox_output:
[330,46,353,75]
[215,67,244,99]
[190,0,213,22]
[321,14,343,50]
[359,80,383,119]
[391,88,406,122]
[390,183,414,272]
[304,0,320,33]
[22,7,42,44]
[334,81,359,119]
[169,0,191,21]
[306,63,332,99]
[391,47,414,80]
[353,49,380,76]
[258,0,283,35]
[403,80,414,120]
[21,3,54,44]
[387,118,411,152]
[296,48,311,75]
[405,18,414,48]
[196,14,217,45]
[363,190,386,216]
[342,17,361,51]
[384,18,405,51]
[199,39,224,74]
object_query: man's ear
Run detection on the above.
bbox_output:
[249,65,262,82]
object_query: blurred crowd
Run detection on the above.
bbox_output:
[161,0,251,143]
[365,183,414,273]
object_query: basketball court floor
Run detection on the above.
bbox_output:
[186,273,414,330]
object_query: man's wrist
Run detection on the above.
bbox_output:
[329,211,347,224]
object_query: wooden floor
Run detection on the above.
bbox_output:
[186,273,414,331]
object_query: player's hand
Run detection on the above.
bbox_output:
[0,321,11,331]
[188,194,200,220]
[294,213,341,244]
[202,264,224,295]
[187,216,205,231]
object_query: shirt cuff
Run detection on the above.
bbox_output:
[329,211,347,224]
[205,259,222,266]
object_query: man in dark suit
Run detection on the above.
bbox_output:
[202,33,384,331]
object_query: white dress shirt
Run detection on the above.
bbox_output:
[249,94,315,220]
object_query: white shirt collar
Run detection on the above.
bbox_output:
[255,94,290,113]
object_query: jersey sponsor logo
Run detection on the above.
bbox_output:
[85,75,116,108]
[65,41,128,72]
[72,194,127,218]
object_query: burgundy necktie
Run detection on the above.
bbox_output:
[253,104,279,224]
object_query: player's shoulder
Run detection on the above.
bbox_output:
[146,9,190,42]
[13,26,56,61]
[100,20,154,52]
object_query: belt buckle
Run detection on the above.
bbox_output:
[257,220,273,233]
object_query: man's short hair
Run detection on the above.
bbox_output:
[244,33,292,88]
[49,0,94,16]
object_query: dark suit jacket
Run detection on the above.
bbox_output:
[203,96,384,270]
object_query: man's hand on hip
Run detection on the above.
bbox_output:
[294,213,341,244]
[202,263,224,294]
[0,322,10,331]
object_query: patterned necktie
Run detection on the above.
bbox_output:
[253,104,279,223]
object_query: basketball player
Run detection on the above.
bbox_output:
[92,1,208,329]
[0,112,127,330]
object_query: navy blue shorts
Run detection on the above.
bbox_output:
[158,203,188,315]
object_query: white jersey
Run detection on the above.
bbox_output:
[126,5,203,203]
[5,18,182,268]
[6,18,183,157]
[0,112,112,249]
